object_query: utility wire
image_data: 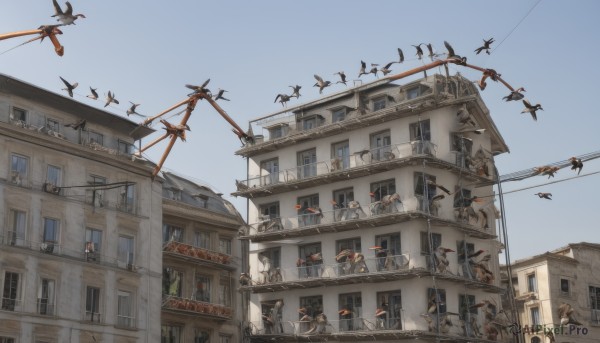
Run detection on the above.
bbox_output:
[492,0,544,54]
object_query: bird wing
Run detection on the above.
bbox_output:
[64,1,74,15]
[90,87,98,97]
[52,0,63,15]
[444,41,455,57]
[274,94,281,103]
[314,74,323,83]
[59,76,71,88]
[523,99,533,109]
[384,62,394,69]
[201,78,210,88]
[398,48,404,62]
[361,60,366,68]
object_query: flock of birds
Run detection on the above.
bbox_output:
[531,157,584,200]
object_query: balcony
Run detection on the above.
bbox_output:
[0,231,139,272]
[241,253,502,294]
[241,197,496,242]
[162,241,235,270]
[233,141,492,198]
[162,295,233,320]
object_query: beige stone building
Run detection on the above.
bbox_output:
[160,171,246,343]
[0,73,162,342]
[502,242,600,343]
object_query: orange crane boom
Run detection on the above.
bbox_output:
[0,26,64,56]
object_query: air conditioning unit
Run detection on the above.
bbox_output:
[43,183,61,195]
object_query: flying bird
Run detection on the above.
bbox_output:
[426,180,451,195]
[126,102,144,117]
[313,74,332,94]
[59,76,78,98]
[161,119,190,141]
[86,87,98,100]
[185,79,211,96]
[570,157,583,175]
[274,93,292,107]
[535,192,552,200]
[397,48,405,63]
[558,303,582,326]
[521,100,543,121]
[380,62,395,76]
[369,64,379,78]
[104,91,119,108]
[358,60,369,77]
[214,88,230,101]
[289,85,302,98]
[503,87,525,101]
[64,119,86,130]
[444,41,467,65]
[474,38,495,55]
[426,43,435,60]
[51,0,86,25]
[412,44,425,60]
[334,71,347,85]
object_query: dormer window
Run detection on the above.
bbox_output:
[118,140,133,156]
[266,123,289,139]
[406,86,422,100]
[300,115,325,130]
[372,97,386,111]
[332,108,347,123]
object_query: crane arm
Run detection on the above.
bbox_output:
[0,26,64,56]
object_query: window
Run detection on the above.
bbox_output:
[298,243,323,278]
[451,133,473,153]
[219,238,232,255]
[163,267,183,297]
[332,108,346,122]
[46,165,62,187]
[88,175,106,207]
[259,247,281,270]
[268,123,288,139]
[370,179,396,202]
[119,183,135,212]
[260,158,279,185]
[589,285,600,310]
[118,140,133,156]
[300,115,324,131]
[88,131,103,145]
[163,224,183,243]
[409,120,431,141]
[376,291,402,329]
[427,288,447,314]
[375,233,401,271]
[195,275,211,302]
[560,279,570,296]
[261,299,283,333]
[297,194,320,227]
[337,237,362,254]
[333,188,358,221]
[370,130,392,161]
[10,154,28,186]
[194,330,210,343]
[406,86,421,100]
[421,232,442,270]
[117,290,134,328]
[372,97,386,111]
[527,274,537,293]
[459,294,477,328]
[339,292,362,331]
[375,233,401,256]
[218,276,231,306]
[260,202,280,219]
[195,231,211,249]
[219,334,232,343]
[85,286,101,322]
[47,118,59,132]
[118,235,135,267]
[454,188,472,208]
[0,337,15,343]
[297,148,317,179]
[43,218,60,244]
[414,172,437,209]
[2,272,20,311]
[333,188,354,209]
[299,295,323,318]
[456,241,475,264]
[331,140,350,170]
[84,228,102,261]
[11,107,27,123]
[161,325,182,343]
[38,278,55,315]
[8,209,26,246]
[530,307,540,326]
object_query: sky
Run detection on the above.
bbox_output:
[2,0,599,261]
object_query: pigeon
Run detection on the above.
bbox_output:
[570,157,583,175]
[59,76,78,98]
[503,87,525,101]
[126,102,145,117]
[413,44,424,60]
[334,71,347,85]
[535,192,552,200]
[474,38,495,55]
[86,87,98,100]
[104,91,119,108]
[289,85,302,98]
[521,99,543,121]
[397,48,405,63]
[274,93,292,107]
[313,74,332,94]
[444,41,467,65]
[358,60,369,77]
[51,0,86,25]
[214,88,230,101]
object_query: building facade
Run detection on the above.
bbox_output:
[0,73,162,342]
[502,242,600,343]
[236,74,511,342]
[160,171,246,343]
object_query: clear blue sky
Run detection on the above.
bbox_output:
[2,0,599,260]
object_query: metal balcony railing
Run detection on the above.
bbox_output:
[1,297,23,312]
[250,253,411,285]
[1,231,137,271]
[85,311,102,323]
[162,241,235,267]
[116,314,136,329]
[162,295,233,319]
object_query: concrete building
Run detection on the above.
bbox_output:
[160,171,246,343]
[235,73,511,342]
[501,242,600,343]
[0,73,162,342]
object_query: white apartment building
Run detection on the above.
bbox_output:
[235,73,511,342]
[0,73,163,342]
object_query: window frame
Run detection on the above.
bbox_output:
[46,118,60,132]
[9,209,27,246]
[527,273,537,293]
[116,289,135,328]
[10,153,28,185]
[117,235,135,267]
[409,119,431,141]
[195,274,212,302]
[260,158,279,185]
[88,131,104,146]
[85,285,101,322]
[163,224,184,243]
[163,267,184,298]
[332,108,347,122]
[296,148,317,179]
[219,237,232,255]
[560,278,570,296]
[43,217,60,244]
[331,140,350,170]
[11,107,27,123]
[372,96,386,111]
[2,271,21,311]
[37,277,56,315]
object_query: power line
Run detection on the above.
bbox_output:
[492,0,544,54]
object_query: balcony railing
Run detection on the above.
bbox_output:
[162,241,234,268]
[37,298,55,316]
[162,295,233,319]
[85,311,102,323]
[116,314,136,329]
[1,297,23,312]
[1,231,138,271]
